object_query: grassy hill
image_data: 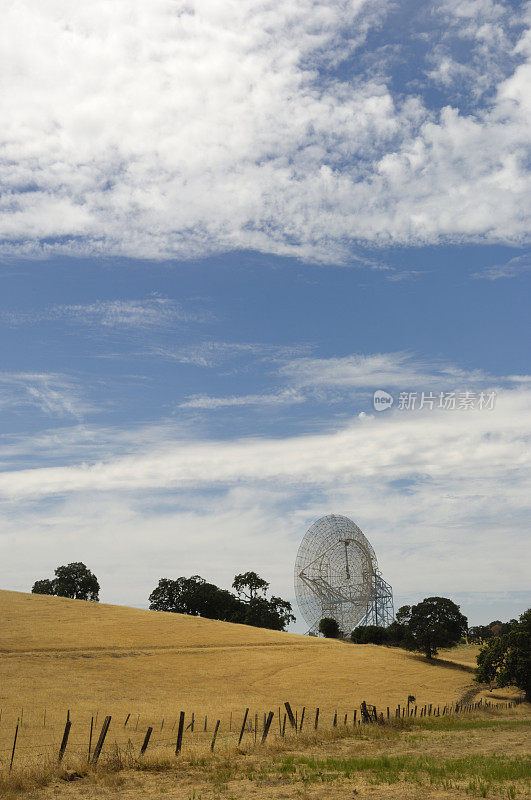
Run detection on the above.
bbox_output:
[0,589,481,729]
[1,590,528,800]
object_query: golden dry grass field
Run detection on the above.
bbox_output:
[0,589,528,799]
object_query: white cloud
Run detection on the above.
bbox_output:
[0,1,529,263]
[0,384,528,499]
[0,373,88,419]
[0,385,529,620]
[473,251,531,279]
[279,352,493,389]
[177,350,530,410]
[2,298,203,328]
[146,342,312,367]
[180,388,306,409]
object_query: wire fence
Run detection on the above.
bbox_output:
[0,696,524,773]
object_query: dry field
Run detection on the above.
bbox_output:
[0,589,528,799]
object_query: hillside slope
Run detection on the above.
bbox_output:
[0,590,479,728]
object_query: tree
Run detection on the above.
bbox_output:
[468,625,493,644]
[407,596,467,659]
[232,572,269,601]
[319,617,340,638]
[148,576,241,621]
[476,609,530,701]
[149,573,296,631]
[31,579,55,595]
[53,562,100,600]
[385,620,410,647]
[240,596,296,631]
[351,624,387,644]
[31,562,99,601]
[396,605,412,626]
[268,596,296,630]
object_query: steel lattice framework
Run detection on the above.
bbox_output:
[294,514,394,635]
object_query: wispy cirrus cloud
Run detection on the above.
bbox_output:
[180,388,306,409]
[146,342,312,368]
[0,373,88,419]
[2,298,205,329]
[278,352,494,390]
[176,351,531,412]
[473,251,531,280]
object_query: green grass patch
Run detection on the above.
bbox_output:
[277,753,531,787]
[412,717,531,733]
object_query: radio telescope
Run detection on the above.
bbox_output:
[294,514,394,635]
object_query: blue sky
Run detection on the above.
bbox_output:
[0,0,530,630]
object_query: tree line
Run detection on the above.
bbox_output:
[31,563,295,631]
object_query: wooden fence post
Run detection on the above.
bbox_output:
[314,707,319,729]
[175,712,185,755]
[353,709,357,724]
[333,710,337,727]
[140,727,153,755]
[299,707,305,732]
[261,711,274,744]
[58,718,72,762]
[284,702,296,729]
[210,720,220,752]
[124,713,130,727]
[238,708,249,746]
[360,702,371,723]
[282,713,287,736]
[91,716,111,764]
[88,715,94,761]
[9,720,19,772]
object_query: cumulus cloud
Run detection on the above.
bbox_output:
[0,0,529,263]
